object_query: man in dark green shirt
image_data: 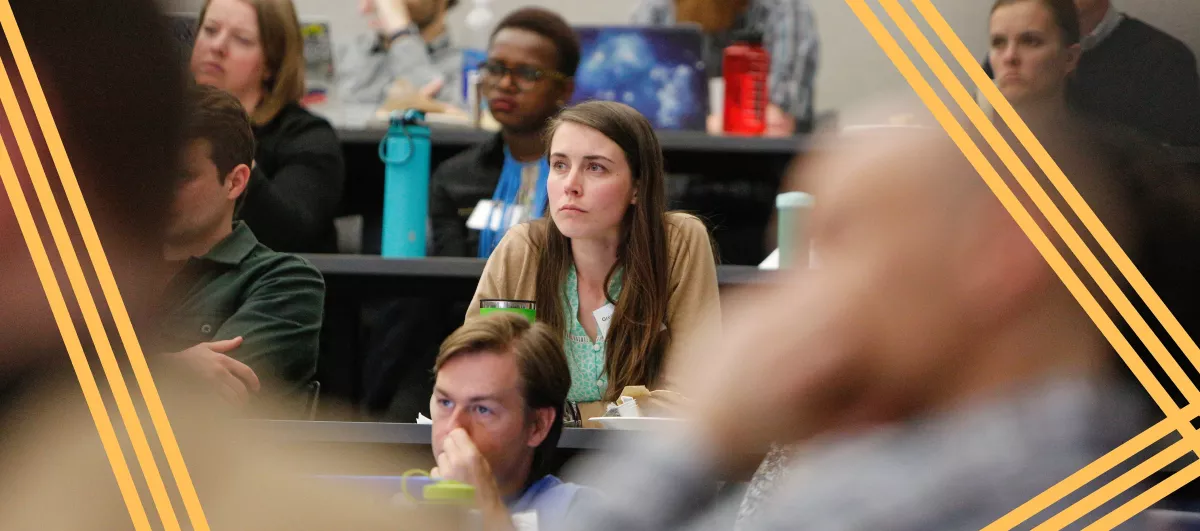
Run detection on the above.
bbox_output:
[157,84,325,401]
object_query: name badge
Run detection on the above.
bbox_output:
[593,303,615,340]
[466,200,528,231]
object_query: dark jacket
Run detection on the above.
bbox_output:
[154,222,325,395]
[983,17,1200,147]
[244,102,346,253]
[429,133,506,257]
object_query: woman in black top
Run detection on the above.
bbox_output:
[191,0,345,253]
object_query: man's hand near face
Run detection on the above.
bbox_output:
[432,428,516,531]
[165,337,261,405]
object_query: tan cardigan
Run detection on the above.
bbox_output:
[467,212,722,392]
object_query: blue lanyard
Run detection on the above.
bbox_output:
[478,147,549,258]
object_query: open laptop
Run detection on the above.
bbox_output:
[570,25,709,131]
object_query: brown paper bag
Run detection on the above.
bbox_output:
[577,401,608,429]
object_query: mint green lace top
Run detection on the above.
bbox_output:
[563,264,624,403]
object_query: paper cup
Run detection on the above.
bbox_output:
[776,192,814,269]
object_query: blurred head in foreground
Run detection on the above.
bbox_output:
[0,8,441,528]
[801,125,1100,418]
[806,114,1197,421]
[699,100,1199,452]
[0,0,181,361]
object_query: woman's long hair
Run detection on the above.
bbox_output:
[197,0,306,125]
[533,101,671,403]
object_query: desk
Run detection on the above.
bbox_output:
[337,122,800,264]
[336,119,1200,265]
[319,103,811,156]
[337,124,810,156]
[303,253,773,298]
[307,254,776,419]
[253,420,635,451]
[245,420,635,479]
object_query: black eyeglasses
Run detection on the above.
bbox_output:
[477,60,568,90]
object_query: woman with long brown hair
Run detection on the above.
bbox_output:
[467,101,720,415]
[191,0,345,253]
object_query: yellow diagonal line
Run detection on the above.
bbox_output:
[856,1,1200,528]
[0,109,150,529]
[1084,459,1200,530]
[0,36,181,531]
[878,1,1200,522]
[877,0,1200,407]
[1032,439,1190,530]
[841,0,1183,422]
[981,406,1197,531]
[0,2,210,529]
[911,0,1200,395]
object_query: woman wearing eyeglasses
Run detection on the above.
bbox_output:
[429,7,579,258]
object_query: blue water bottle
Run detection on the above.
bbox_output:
[379,109,431,258]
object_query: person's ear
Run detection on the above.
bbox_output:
[1063,43,1082,75]
[525,406,556,448]
[631,188,638,205]
[226,163,251,202]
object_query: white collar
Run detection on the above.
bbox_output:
[1081,6,1124,51]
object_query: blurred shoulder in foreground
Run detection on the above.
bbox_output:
[0,0,440,528]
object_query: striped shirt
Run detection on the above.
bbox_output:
[632,0,820,124]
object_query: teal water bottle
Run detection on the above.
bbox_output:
[379,109,431,258]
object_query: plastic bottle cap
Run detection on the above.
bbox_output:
[389,108,427,126]
[776,191,814,209]
[423,480,476,503]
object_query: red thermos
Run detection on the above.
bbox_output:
[722,31,770,135]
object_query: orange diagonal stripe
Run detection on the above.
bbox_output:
[1032,439,1190,530]
[981,407,1197,531]
[875,2,1200,524]
[841,0,1183,423]
[897,0,1200,525]
[852,0,1200,527]
[0,90,151,530]
[1084,460,1200,530]
[878,0,1200,407]
[0,2,210,529]
[0,30,182,531]
[912,0,1200,382]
